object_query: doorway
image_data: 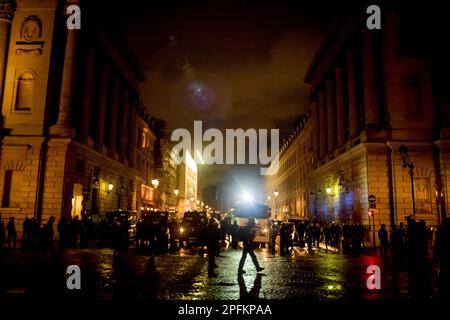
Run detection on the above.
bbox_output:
[71,183,83,218]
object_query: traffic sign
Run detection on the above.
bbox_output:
[368,195,376,204]
[369,203,376,209]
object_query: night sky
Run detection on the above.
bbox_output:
[93,0,343,205]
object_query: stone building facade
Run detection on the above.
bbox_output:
[264,112,313,221]
[265,3,450,245]
[0,0,159,235]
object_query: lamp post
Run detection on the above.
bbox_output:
[399,145,416,219]
[152,179,159,210]
[369,209,376,254]
[274,189,279,220]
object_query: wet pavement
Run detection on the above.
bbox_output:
[0,245,427,301]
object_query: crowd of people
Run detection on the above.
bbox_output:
[0,214,105,251]
[2,212,450,298]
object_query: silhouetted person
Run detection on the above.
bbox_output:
[0,215,5,250]
[313,223,321,248]
[238,217,264,274]
[323,224,332,252]
[269,221,277,255]
[238,273,262,300]
[434,218,450,299]
[70,215,81,248]
[31,218,40,246]
[57,216,69,249]
[22,217,33,248]
[230,220,239,249]
[378,224,389,257]
[342,223,351,253]
[279,223,289,256]
[305,222,314,252]
[390,225,402,261]
[205,217,220,277]
[407,217,431,298]
[6,217,16,248]
[45,216,56,252]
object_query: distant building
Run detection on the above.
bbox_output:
[265,3,450,246]
[176,151,198,219]
[0,0,158,236]
[157,134,179,214]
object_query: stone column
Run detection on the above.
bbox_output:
[347,49,360,140]
[50,4,79,137]
[361,29,379,127]
[108,78,120,159]
[312,101,320,164]
[127,100,137,167]
[119,88,129,164]
[335,67,346,147]
[326,81,336,154]
[81,48,95,146]
[318,91,327,160]
[96,64,109,153]
[0,0,15,102]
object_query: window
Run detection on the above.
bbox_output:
[2,170,13,207]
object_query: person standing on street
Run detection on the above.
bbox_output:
[238,217,265,274]
[378,224,389,257]
[205,217,220,277]
[45,216,56,252]
[6,217,17,248]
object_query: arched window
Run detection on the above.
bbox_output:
[14,71,35,111]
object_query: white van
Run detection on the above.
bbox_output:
[234,204,270,246]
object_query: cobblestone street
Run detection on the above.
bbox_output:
[0,245,420,301]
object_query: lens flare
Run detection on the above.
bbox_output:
[187,81,215,109]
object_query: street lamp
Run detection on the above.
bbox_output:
[151,179,159,189]
[274,189,279,220]
[399,145,416,219]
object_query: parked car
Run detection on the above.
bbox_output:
[179,211,208,248]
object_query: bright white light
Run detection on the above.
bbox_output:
[242,192,253,202]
